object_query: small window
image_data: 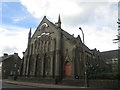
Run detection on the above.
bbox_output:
[14,63,17,67]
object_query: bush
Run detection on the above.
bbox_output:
[88,72,118,79]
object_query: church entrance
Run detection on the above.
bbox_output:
[64,61,72,76]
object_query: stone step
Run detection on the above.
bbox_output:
[59,79,85,86]
[9,76,56,84]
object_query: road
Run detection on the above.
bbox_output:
[1,80,118,90]
[1,81,51,90]
[2,81,35,88]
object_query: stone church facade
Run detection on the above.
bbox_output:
[20,16,103,82]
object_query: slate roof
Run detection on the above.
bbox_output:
[61,27,93,54]
[101,49,118,60]
[84,45,93,54]
[61,28,92,54]
[0,55,13,62]
[0,54,21,62]
[61,29,76,41]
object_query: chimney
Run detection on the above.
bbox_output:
[14,53,18,56]
[3,53,8,57]
[23,52,25,54]
[72,34,74,37]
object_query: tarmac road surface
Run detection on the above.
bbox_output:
[1,80,118,90]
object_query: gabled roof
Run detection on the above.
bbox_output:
[0,55,13,62]
[31,16,58,39]
[30,16,95,54]
[0,54,21,62]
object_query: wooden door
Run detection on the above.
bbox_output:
[64,61,72,76]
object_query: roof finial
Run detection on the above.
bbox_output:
[58,14,61,23]
[58,14,61,28]
[28,27,31,39]
[44,15,46,18]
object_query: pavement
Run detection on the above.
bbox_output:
[2,79,84,88]
[2,81,35,88]
[2,79,119,90]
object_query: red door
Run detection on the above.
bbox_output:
[64,62,72,76]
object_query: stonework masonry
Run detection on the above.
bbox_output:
[20,16,104,83]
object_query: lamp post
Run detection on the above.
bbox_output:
[79,27,88,87]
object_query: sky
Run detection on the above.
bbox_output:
[0,0,119,58]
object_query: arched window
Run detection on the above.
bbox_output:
[64,61,72,76]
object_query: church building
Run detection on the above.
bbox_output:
[20,15,103,83]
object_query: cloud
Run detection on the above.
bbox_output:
[62,24,118,52]
[82,25,118,51]
[1,46,18,54]
[18,0,118,52]
[19,0,118,28]
[13,16,26,23]
[20,0,83,20]
[61,2,117,28]
[0,0,117,58]
[0,25,30,58]
[1,0,20,2]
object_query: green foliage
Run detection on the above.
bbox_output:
[88,72,119,79]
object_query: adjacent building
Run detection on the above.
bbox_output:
[101,50,118,72]
[0,53,22,79]
[20,16,104,83]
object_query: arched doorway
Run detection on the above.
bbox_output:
[64,61,72,76]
